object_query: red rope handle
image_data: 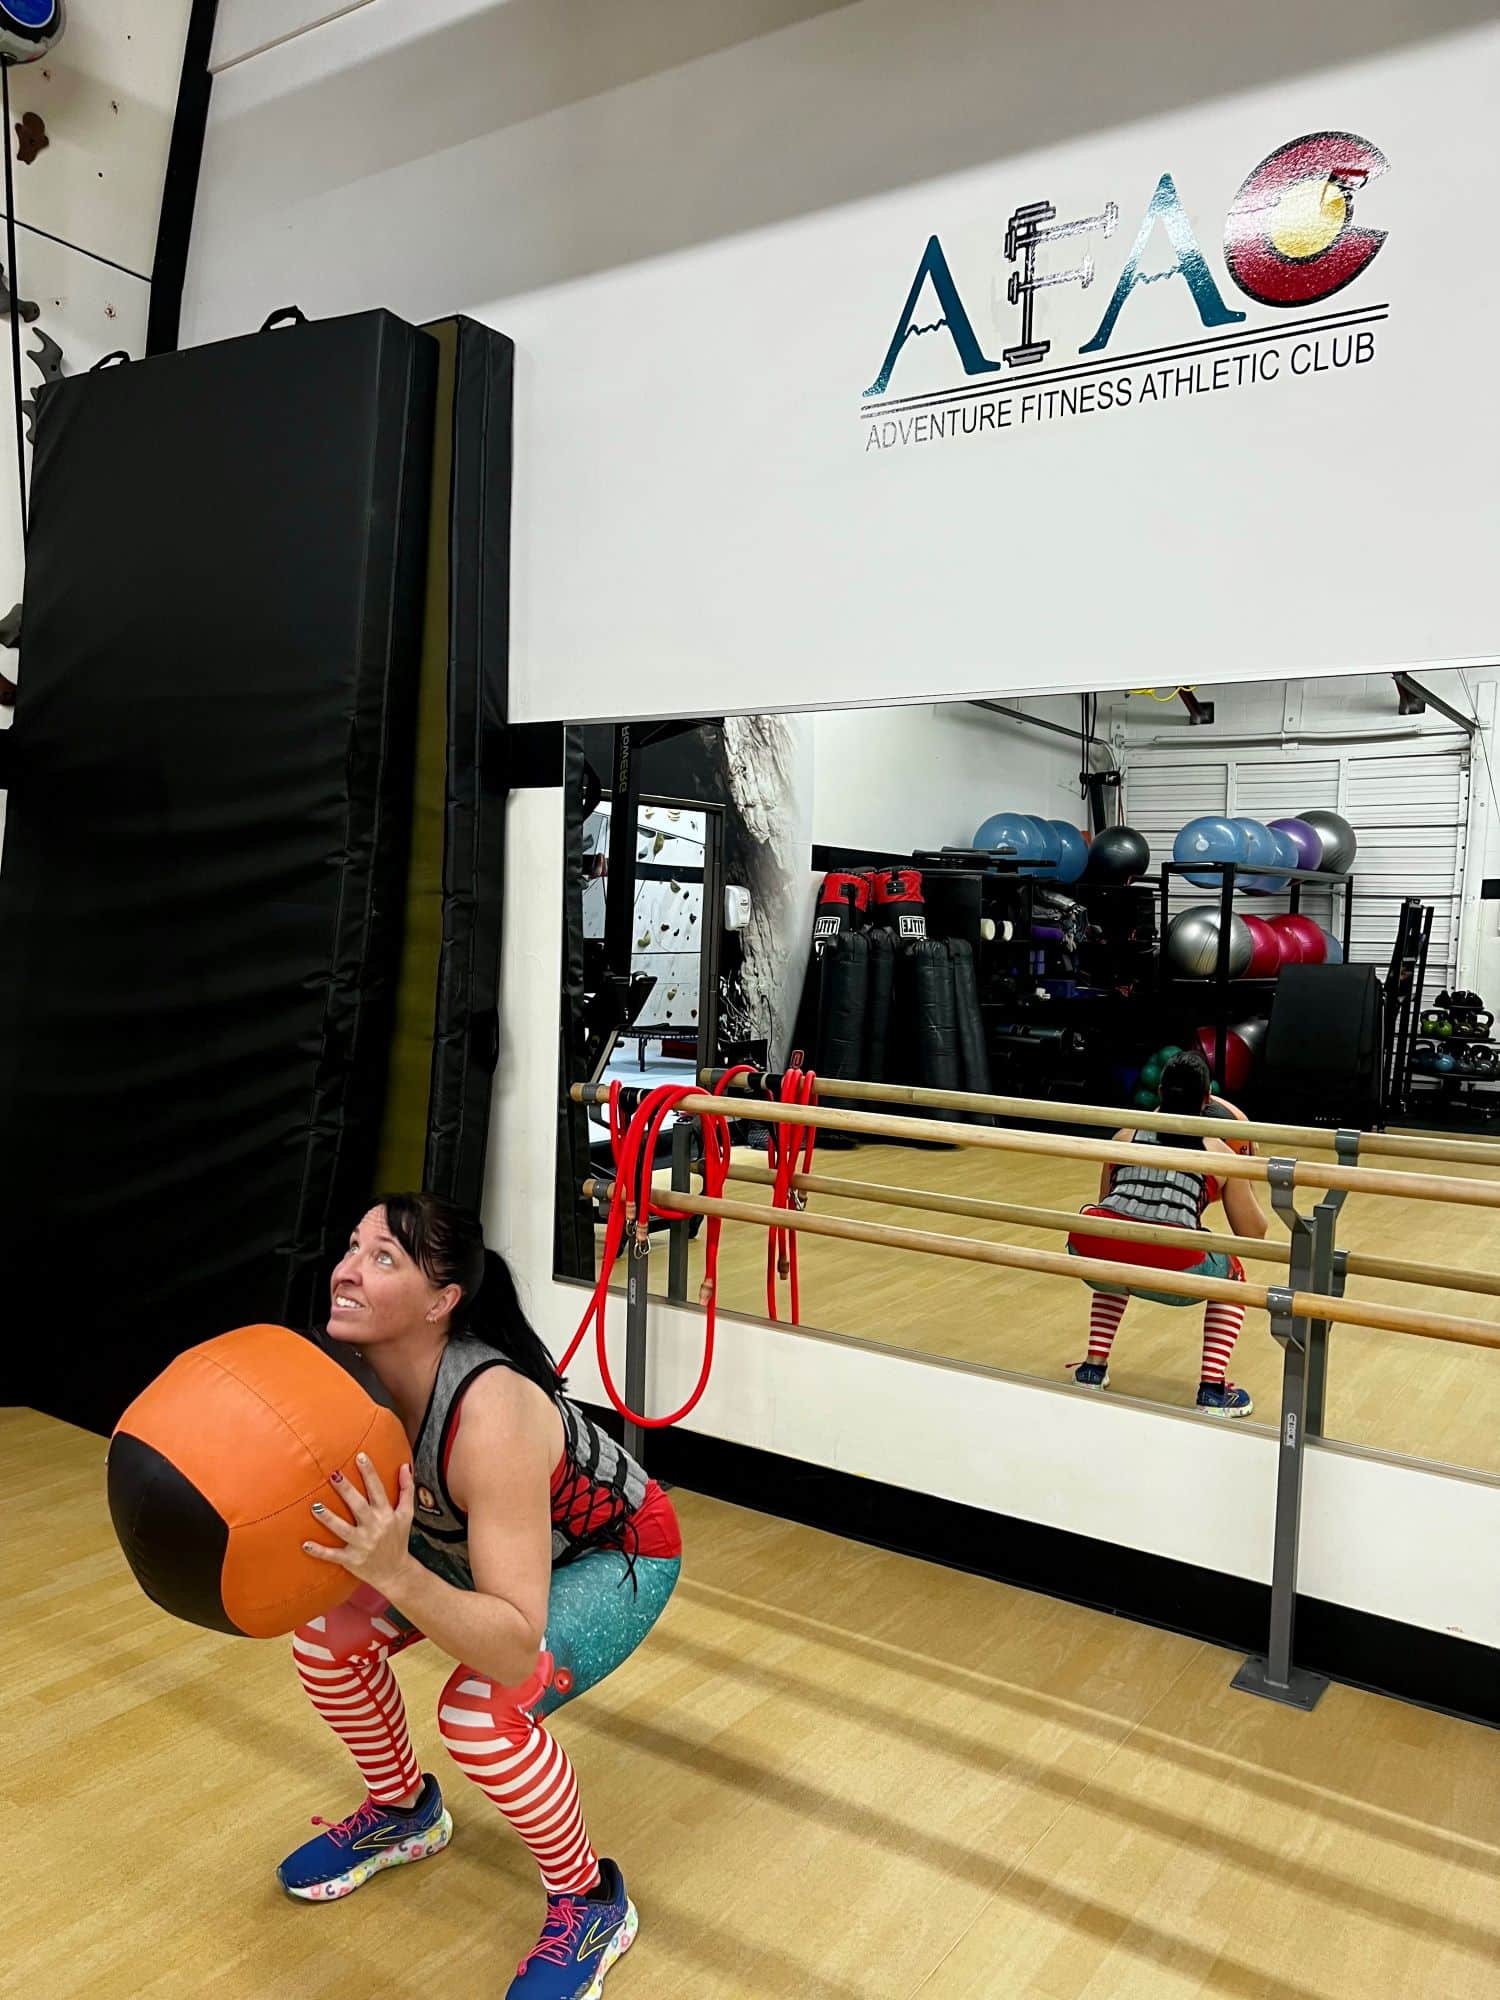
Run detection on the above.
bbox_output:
[562,1066,756,1430]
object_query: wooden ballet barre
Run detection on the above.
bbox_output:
[583,1180,1500,1352]
[573,1084,1500,1213]
[716,1163,1500,1302]
[719,1162,1278,1264]
[701,1067,1500,1172]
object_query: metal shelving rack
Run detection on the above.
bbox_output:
[1408,1035,1500,1120]
[1156,860,1357,1090]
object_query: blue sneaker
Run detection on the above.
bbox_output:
[507,1859,638,1998]
[1071,1360,1109,1389]
[1196,1380,1254,1418]
[277,1773,452,1902]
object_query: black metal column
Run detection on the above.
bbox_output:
[604,724,641,989]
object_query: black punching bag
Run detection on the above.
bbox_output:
[817,928,870,1081]
[949,938,994,1120]
[909,939,961,1092]
[865,926,897,1084]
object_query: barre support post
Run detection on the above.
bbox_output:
[1233,1159,1329,1711]
[1305,1132,1356,1437]
[667,1120,693,1304]
[624,1224,651,1465]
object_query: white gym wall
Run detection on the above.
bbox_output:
[811,698,1088,853]
[184,0,1497,726]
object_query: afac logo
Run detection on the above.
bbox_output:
[864,131,1388,402]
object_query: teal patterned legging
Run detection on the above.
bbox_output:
[389,1540,680,1714]
[534,1551,681,1717]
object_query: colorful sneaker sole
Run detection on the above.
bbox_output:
[280,1809,453,1903]
[1196,1396,1253,1419]
[579,1900,638,1999]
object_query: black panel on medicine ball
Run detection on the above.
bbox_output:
[106,1432,238,1638]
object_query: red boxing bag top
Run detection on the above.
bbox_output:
[813,871,871,945]
[873,867,927,941]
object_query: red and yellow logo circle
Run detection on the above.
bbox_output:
[1224,131,1388,307]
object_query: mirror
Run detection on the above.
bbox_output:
[556,674,1500,1479]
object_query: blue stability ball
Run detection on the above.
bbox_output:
[1174,815,1244,889]
[1244,824,1299,896]
[1047,820,1090,884]
[1019,815,1063,877]
[0,1,65,63]
[1319,925,1345,964]
[1233,818,1279,871]
[974,812,1048,866]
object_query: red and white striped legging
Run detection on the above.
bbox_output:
[1086,1291,1245,1383]
[291,1585,597,1896]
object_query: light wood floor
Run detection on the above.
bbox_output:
[609,1140,1500,1478]
[4,1408,1497,2000]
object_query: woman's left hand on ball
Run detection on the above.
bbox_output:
[304,1455,415,1598]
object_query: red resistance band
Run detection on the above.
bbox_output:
[562,1068,821,1431]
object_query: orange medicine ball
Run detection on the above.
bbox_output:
[107,1325,409,1639]
[1206,1095,1255,1156]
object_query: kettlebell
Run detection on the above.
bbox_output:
[1447,991,1494,1040]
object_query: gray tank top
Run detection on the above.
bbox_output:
[405,1333,650,1593]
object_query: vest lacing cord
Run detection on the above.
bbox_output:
[549,1449,643,1590]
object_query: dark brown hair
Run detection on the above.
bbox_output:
[1156,1049,1211,1148]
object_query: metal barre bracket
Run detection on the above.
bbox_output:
[1265,1156,1307,1252]
[1330,1129,1359,1212]
[1264,1283,1298,1352]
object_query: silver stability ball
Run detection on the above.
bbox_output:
[0,1,65,64]
[1165,904,1254,979]
[1297,808,1357,874]
[1231,1015,1269,1059]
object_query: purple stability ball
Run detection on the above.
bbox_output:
[1268,817,1324,874]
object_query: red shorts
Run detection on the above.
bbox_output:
[1068,1207,1220,1272]
[550,1455,682,1560]
[627,1479,682,1560]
